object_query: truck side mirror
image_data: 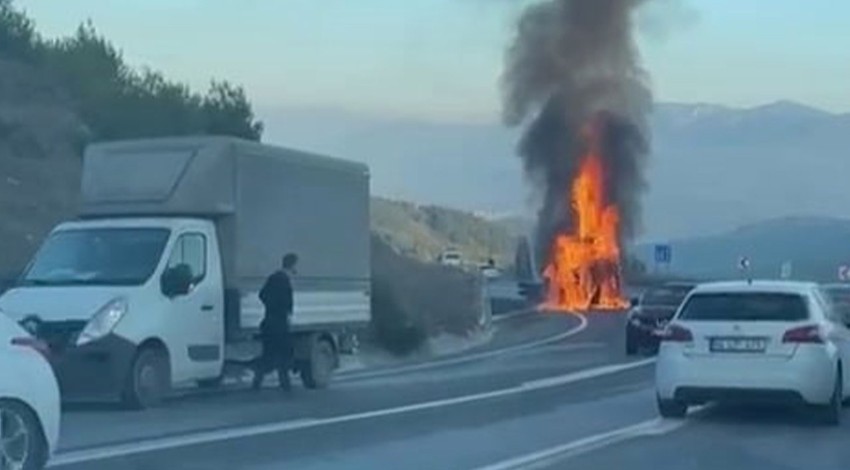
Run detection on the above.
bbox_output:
[161,264,193,298]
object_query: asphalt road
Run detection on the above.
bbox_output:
[47,301,849,470]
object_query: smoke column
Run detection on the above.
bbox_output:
[502,0,652,266]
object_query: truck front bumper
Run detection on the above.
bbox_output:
[47,334,137,403]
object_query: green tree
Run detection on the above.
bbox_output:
[202,81,263,141]
[0,2,264,143]
[0,0,40,63]
[117,70,204,138]
[42,21,130,140]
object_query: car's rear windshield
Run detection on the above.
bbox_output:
[678,292,809,322]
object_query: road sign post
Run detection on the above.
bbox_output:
[654,244,672,274]
[738,256,752,283]
[780,261,792,280]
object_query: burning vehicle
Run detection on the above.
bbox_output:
[502,0,651,312]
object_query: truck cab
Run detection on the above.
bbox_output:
[1,217,224,407]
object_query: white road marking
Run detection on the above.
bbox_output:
[338,312,589,381]
[471,409,701,470]
[521,357,654,389]
[492,309,536,323]
[50,352,654,467]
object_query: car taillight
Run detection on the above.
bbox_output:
[782,325,824,344]
[660,324,693,342]
[11,337,50,357]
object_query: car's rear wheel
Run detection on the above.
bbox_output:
[0,399,48,470]
[657,397,687,419]
[817,368,842,426]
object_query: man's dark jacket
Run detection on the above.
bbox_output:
[258,270,293,336]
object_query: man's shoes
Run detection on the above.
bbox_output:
[251,373,264,391]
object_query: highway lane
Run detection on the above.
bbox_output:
[55,304,850,470]
[57,311,590,451]
[528,404,850,470]
[51,311,658,469]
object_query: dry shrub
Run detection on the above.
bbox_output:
[370,234,483,355]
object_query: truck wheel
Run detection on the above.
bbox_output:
[301,339,335,390]
[123,347,169,410]
[0,399,48,470]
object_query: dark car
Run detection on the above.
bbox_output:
[820,283,850,324]
[625,282,696,355]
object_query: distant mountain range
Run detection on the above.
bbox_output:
[633,216,850,282]
[258,101,850,241]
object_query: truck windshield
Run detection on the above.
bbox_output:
[21,228,171,286]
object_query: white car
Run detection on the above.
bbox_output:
[655,281,850,425]
[479,265,501,279]
[0,313,60,469]
[439,250,462,267]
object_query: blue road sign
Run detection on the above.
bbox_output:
[654,244,672,264]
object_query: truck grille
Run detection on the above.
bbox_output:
[30,320,87,354]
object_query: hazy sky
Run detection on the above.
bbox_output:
[18,0,850,122]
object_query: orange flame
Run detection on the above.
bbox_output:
[543,121,627,311]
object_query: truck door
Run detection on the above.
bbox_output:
[164,231,222,382]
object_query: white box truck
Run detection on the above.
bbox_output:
[0,136,371,408]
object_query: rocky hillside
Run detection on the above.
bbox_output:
[371,197,516,267]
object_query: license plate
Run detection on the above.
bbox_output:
[710,337,767,353]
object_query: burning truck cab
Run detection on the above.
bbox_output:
[541,119,630,312]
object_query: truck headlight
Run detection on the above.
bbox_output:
[77,298,128,346]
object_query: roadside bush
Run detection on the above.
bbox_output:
[370,271,428,355]
[370,235,428,355]
[370,234,483,356]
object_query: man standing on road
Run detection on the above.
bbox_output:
[253,253,298,392]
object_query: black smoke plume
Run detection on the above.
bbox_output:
[502,0,652,267]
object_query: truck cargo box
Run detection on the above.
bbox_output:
[81,136,371,336]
